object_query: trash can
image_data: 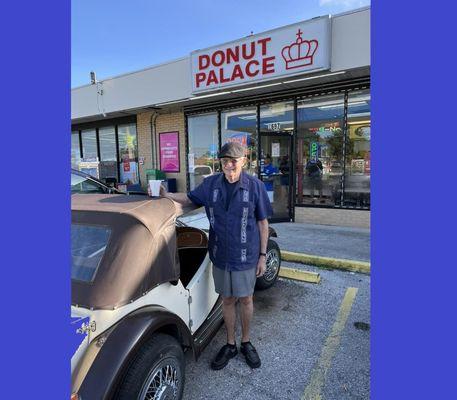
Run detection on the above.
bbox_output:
[165,178,177,193]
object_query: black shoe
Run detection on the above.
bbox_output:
[240,341,261,369]
[211,344,238,370]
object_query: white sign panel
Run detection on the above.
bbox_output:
[191,16,330,93]
[271,143,280,157]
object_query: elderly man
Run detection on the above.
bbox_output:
[156,142,273,370]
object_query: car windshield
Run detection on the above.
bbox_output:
[71,224,111,282]
[71,173,106,194]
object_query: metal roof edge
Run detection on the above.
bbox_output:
[71,56,189,90]
[330,5,370,19]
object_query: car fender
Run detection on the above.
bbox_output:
[75,305,192,399]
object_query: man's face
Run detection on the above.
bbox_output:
[220,157,245,181]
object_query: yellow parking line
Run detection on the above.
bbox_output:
[301,287,359,400]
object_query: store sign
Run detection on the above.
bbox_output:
[190,16,330,93]
[159,131,180,172]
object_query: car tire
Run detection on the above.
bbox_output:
[116,333,185,400]
[255,239,281,290]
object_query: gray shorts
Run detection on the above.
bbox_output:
[212,264,257,298]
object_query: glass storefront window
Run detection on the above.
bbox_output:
[296,94,345,206]
[188,113,219,190]
[72,121,139,186]
[71,131,81,169]
[259,101,294,174]
[118,123,139,185]
[259,102,294,218]
[345,90,371,208]
[221,107,257,176]
[99,126,118,183]
[81,129,97,160]
[260,102,294,134]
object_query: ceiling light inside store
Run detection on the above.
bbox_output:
[347,112,370,118]
[348,120,371,125]
[318,101,366,110]
[316,104,344,109]
[348,101,368,107]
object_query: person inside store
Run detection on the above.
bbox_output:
[149,141,273,370]
[261,155,278,193]
[305,158,324,203]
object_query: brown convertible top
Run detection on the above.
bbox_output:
[71,194,179,310]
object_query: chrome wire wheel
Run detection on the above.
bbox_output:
[139,358,181,400]
[264,247,280,282]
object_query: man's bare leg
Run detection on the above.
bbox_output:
[222,296,237,345]
[239,295,254,343]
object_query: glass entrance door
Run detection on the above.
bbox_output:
[259,133,293,222]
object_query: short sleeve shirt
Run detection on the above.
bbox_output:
[187,172,273,271]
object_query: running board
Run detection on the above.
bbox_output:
[192,296,224,359]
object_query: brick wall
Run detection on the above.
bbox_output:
[136,110,187,192]
[294,207,370,229]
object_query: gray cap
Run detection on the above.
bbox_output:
[218,142,246,158]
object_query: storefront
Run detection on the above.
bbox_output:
[71,116,141,190]
[186,86,370,223]
[71,6,370,227]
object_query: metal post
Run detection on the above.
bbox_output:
[340,91,349,206]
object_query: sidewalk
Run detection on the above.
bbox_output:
[270,222,370,263]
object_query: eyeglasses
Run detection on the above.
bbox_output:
[220,158,244,166]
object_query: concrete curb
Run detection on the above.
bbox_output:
[279,267,321,284]
[281,250,370,275]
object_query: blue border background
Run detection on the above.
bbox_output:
[2,0,456,398]
[372,1,455,398]
[1,1,70,398]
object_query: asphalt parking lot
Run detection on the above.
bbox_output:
[183,263,370,400]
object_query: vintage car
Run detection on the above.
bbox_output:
[71,193,281,400]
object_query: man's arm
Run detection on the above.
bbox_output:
[161,189,193,206]
[148,184,199,213]
[256,218,269,277]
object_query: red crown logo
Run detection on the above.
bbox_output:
[281,29,318,70]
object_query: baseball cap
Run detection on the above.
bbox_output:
[218,142,246,159]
